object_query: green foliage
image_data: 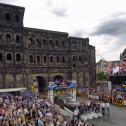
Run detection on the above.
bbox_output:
[97,71,107,80]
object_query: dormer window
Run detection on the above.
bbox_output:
[5,13,11,21]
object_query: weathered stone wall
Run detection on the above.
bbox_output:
[0,3,96,89]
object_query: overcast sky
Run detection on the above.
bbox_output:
[0,0,126,62]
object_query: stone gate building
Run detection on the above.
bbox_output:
[0,3,96,90]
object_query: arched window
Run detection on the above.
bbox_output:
[79,56,82,61]
[73,63,76,68]
[61,41,64,47]
[0,53,3,61]
[6,34,11,42]
[29,55,34,63]
[5,13,11,21]
[49,40,53,47]
[72,56,76,61]
[6,53,12,60]
[50,56,53,63]
[44,56,47,63]
[56,56,60,63]
[43,39,47,46]
[62,56,65,63]
[85,57,87,62]
[0,35,2,41]
[72,40,76,47]
[15,14,20,22]
[37,55,40,63]
[36,38,41,46]
[16,35,20,43]
[56,40,60,47]
[16,53,21,61]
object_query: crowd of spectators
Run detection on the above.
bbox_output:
[0,95,98,126]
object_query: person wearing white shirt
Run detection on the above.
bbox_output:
[101,102,105,116]
[106,102,110,116]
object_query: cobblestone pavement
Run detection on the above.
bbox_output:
[92,105,126,126]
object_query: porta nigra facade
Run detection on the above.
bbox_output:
[0,3,96,90]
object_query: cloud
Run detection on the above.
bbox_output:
[70,29,86,37]
[0,0,17,4]
[46,0,69,17]
[92,12,126,36]
[51,8,68,17]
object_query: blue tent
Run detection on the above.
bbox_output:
[116,88,126,92]
[21,91,36,97]
[0,93,14,97]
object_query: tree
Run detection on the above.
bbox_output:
[97,71,107,81]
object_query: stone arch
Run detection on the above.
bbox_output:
[5,74,14,88]
[16,74,23,87]
[62,56,65,63]
[56,56,60,63]
[72,55,76,61]
[43,55,47,63]
[6,33,11,42]
[54,75,64,81]
[49,55,54,63]
[6,52,13,61]
[16,53,22,62]
[36,55,41,64]
[29,54,34,64]
[36,76,47,92]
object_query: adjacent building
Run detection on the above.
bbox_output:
[0,3,96,90]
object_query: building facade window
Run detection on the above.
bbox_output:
[72,56,76,61]
[6,34,11,42]
[15,14,20,22]
[72,40,76,48]
[50,56,53,63]
[49,40,53,47]
[44,56,47,63]
[79,56,82,61]
[56,40,60,47]
[37,55,40,63]
[43,39,47,47]
[62,56,65,63]
[36,38,41,46]
[29,55,34,63]
[5,13,11,21]
[16,35,20,43]
[16,53,21,61]
[0,53,3,61]
[56,56,60,63]
[61,41,64,47]
[6,53,12,60]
